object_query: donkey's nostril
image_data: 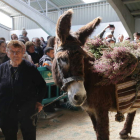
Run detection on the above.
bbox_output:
[74,95,79,101]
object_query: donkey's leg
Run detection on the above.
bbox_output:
[87,111,97,131]
[95,109,109,140]
[119,111,136,139]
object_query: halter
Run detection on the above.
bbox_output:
[55,46,84,91]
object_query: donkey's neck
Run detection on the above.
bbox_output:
[84,58,102,86]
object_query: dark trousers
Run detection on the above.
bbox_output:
[0,100,37,140]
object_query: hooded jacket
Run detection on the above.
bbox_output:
[39,55,52,71]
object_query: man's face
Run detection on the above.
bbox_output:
[47,50,54,59]
[7,46,24,64]
[0,43,6,53]
[28,45,35,53]
[23,33,27,37]
[12,34,18,40]
[35,38,41,47]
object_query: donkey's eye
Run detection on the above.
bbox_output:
[61,58,68,64]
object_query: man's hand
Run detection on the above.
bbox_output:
[104,25,110,31]
[35,102,43,112]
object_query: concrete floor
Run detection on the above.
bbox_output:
[1,107,140,140]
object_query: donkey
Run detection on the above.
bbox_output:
[52,9,137,140]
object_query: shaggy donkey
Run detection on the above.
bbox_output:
[52,9,137,140]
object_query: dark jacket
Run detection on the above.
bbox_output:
[0,53,9,65]
[35,46,43,58]
[0,60,47,116]
[19,35,29,42]
[27,51,40,64]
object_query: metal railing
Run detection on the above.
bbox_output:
[19,0,62,21]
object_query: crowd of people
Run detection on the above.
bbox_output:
[1,28,56,71]
[97,24,140,45]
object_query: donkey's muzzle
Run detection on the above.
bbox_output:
[72,94,87,106]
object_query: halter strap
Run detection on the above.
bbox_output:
[55,46,84,91]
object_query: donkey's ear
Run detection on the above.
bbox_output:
[75,17,101,45]
[56,9,73,45]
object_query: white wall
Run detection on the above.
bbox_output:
[135,18,140,33]
[0,26,10,41]
[10,21,128,42]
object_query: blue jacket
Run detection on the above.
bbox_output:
[0,60,47,115]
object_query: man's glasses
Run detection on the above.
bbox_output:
[9,50,22,55]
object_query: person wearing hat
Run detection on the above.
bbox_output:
[39,47,54,71]
[19,28,29,43]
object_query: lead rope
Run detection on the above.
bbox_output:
[30,92,68,126]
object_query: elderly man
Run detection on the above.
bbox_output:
[32,37,43,58]
[0,40,47,140]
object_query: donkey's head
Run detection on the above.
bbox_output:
[52,9,101,106]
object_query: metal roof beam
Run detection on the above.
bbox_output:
[1,0,56,35]
[0,6,9,9]
[131,10,140,15]
[107,0,135,39]
[122,0,140,4]
[46,0,61,11]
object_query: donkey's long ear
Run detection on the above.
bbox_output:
[56,9,73,45]
[75,17,101,45]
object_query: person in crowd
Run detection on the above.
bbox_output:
[19,28,29,43]
[40,37,47,50]
[25,41,40,64]
[19,41,33,63]
[39,47,54,71]
[0,37,6,43]
[46,36,55,48]
[0,40,9,64]
[18,39,25,44]
[133,32,140,43]
[118,34,124,42]
[124,37,131,42]
[0,40,47,140]
[97,24,116,41]
[32,37,43,57]
[11,34,18,40]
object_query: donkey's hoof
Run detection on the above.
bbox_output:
[119,130,129,139]
[120,134,129,139]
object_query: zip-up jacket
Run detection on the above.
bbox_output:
[0,60,47,116]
